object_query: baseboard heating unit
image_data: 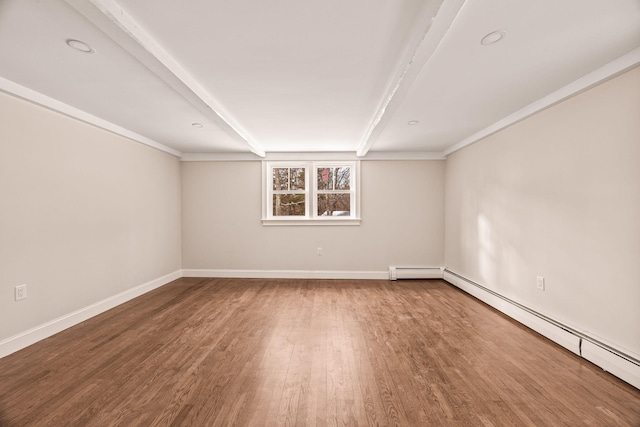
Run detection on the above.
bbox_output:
[389,266,443,280]
[443,269,640,390]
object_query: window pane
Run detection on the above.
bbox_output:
[334,167,350,190]
[273,194,305,216]
[273,168,289,190]
[317,194,350,216]
[290,168,305,190]
[317,167,350,191]
[317,168,333,190]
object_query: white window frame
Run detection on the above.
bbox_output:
[262,160,361,226]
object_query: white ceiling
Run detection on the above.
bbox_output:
[1,0,639,158]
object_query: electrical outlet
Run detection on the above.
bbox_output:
[317,247,323,256]
[15,284,27,301]
[536,276,545,291]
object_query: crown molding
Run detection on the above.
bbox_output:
[443,47,640,157]
[180,152,264,162]
[180,151,445,162]
[0,76,182,157]
[362,151,445,160]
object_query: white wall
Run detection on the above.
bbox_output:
[0,91,182,342]
[444,67,640,357]
[182,160,444,274]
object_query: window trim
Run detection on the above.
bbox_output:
[262,160,361,226]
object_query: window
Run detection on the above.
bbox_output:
[263,161,360,225]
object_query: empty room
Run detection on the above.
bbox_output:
[1,0,639,425]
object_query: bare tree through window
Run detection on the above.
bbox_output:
[273,167,305,216]
[266,161,357,222]
[317,166,350,216]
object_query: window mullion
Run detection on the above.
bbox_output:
[308,163,313,218]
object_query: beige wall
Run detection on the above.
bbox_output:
[444,67,640,356]
[4,63,636,361]
[182,160,444,273]
[0,92,182,341]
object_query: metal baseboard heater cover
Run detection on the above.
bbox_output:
[443,269,640,390]
[389,267,443,280]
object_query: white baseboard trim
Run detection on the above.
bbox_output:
[182,269,388,280]
[0,270,182,359]
[443,269,640,390]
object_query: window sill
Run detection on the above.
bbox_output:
[261,218,361,226]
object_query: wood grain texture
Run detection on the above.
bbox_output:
[0,278,638,426]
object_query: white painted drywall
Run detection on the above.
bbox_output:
[444,66,640,357]
[181,160,444,273]
[0,91,182,341]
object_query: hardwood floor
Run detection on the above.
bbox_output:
[0,278,638,426]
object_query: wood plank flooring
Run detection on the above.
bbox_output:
[0,278,638,426]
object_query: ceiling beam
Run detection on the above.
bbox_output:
[356,0,467,157]
[64,0,266,157]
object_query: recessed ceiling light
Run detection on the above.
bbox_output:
[408,120,419,125]
[481,29,507,46]
[191,122,203,128]
[66,39,95,54]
